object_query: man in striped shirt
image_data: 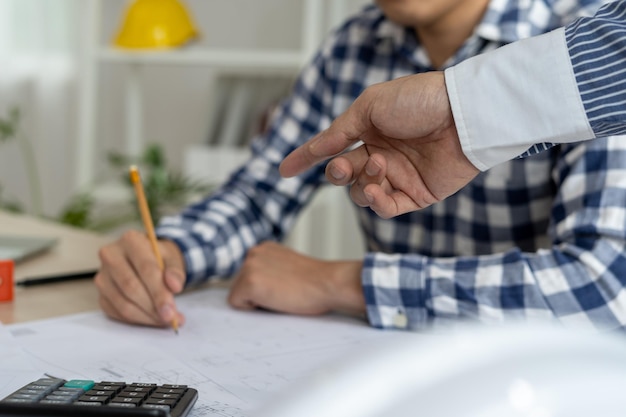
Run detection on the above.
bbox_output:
[283,1,626,219]
[96,0,624,333]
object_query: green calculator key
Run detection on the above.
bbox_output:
[64,380,95,391]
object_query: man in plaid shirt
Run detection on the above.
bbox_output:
[96,0,623,332]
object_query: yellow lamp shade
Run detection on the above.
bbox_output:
[114,0,199,49]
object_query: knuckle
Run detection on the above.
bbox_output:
[121,229,143,245]
[137,258,160,278]
[98,245,114,264]
[236,264,261,289]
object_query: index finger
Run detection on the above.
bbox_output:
[279,90,374,178]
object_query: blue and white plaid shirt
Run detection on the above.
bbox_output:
[157,0,625,332]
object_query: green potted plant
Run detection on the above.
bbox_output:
[1,106,212,232]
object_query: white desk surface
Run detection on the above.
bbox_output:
[0,211,113,324]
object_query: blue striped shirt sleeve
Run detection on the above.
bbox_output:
[565,0,626,137]
[449,1,626,167]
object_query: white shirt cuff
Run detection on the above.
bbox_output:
[444,28,593,171]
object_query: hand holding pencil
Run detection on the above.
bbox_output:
[93,165,188,330]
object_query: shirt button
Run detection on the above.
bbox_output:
[393,311,408,329]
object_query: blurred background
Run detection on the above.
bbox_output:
[0,0,368,259]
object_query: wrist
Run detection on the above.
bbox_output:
[326,260,366,317]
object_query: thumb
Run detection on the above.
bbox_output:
[279,91,374,178]
[160,241,186,327]
[164,268,185,294]
[159,239,186,294]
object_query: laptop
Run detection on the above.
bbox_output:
[0,235,58,263]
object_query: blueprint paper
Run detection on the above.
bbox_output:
[2,288,415,417]
[0,323,46,399]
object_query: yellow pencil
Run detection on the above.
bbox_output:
[129,165,179,334]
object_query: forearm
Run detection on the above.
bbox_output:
[156,186,281,286]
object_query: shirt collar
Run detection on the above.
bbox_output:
[369,1,572,68]
[474,0,559,43]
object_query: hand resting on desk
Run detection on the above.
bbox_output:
[228,242,365,318]
[95,232,366,328]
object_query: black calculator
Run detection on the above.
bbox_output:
[0,377,198,417]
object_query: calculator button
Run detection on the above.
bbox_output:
[156,387,185,395]
[118,391,147,399]
[151,392,179,400]
[130,383,157,388]
[93,384,122,392]
[78,394,109,404]
[5,393,44,401]
[143,403,172,411]
[33,378,65,387]
[55,387,84,396]
[123,386,153,393]
[52,388,79,393]
[40,399,74,404]
[145,398,177,408]
[44,394,76,402]
[14,389,45,397]
[64,380,96,391]
[85,389,115,397]
[109,402,137,408]
[75,401,103,406]
[110,397,143,406]
[162,384,187,389]
[25,384,56,392]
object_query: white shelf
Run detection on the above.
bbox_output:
[98,47,306,72]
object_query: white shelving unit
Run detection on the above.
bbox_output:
[76,0,337,190]
[97,47,305,68]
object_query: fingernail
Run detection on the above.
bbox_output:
[329,166,346,180]
[364,191,374,203]
[365,159,380,176]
